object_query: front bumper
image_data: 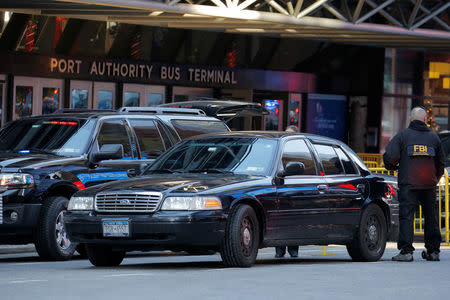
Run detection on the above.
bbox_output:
[65,210,227,250]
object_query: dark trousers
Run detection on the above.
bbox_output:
[398,186,441,254]
[275,246,298,257]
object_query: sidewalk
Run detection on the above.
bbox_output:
[0,244,35,255]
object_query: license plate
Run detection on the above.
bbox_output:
[102,219,129,237]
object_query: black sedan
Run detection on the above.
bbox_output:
[64,132,398,267]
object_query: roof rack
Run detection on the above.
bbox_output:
[117,107,206,116]
[53,108,115,114]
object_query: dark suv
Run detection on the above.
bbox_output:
[0,107,229,260]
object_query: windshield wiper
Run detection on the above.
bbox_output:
[146,169,183,174]
[187,169,234,174]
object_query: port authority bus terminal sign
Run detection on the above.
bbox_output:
[0,53,315,92]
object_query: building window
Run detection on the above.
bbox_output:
[15,86,33,118]
[72,89,88,108]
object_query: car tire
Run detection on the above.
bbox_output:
[86,244,125,267]
[220,204,259,267]
[346,204,387,262]
[34,196,77,260]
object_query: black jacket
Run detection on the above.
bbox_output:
[383,120,445,189]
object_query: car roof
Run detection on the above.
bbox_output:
[188,131,344,144]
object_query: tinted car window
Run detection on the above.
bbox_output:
[170,120,229,139]
[0,118,94,156]
[97,120,133,158]
[146,137,277,176]
[129,119,165,159]
[335,147,357,174]
[314,144,344,175]
[282,139,316,175]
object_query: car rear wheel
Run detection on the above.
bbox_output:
[346,204,387,262]
[221,204,259,267]
[35,196,77,260]
[86,244,125,267]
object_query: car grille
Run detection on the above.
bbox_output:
[95,192,162,213]
[0,195,2,224]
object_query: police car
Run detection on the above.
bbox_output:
[0,107,229,260]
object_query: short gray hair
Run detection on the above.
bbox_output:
[410,106,427,122]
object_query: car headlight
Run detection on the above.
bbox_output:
[0,173,34,190]
[68,196,94,211]
[161,196,222,210]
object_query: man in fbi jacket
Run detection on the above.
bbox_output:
[383,106,444,262]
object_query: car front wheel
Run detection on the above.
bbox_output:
[86,244,125,267]
[221,204,259,267]
[35,196,77,260]
[346,204,387,262]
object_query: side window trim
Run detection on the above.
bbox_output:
[278,137,320,177]
[311,142,347,177]
[95,117,135,159]
[336,145,361,176]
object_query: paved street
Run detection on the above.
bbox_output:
[1,243,449,300]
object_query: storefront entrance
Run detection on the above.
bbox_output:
[123,84,165,107]
[0,74,6,126]
[13,76,64,119]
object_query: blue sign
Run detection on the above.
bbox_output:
[306,94,347,141]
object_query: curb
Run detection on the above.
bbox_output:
[0,244,36,255]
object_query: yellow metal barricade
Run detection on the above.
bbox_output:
[368,167,397,177]
[358,153,384,167]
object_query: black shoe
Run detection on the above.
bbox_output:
[422,251,440,261]
[275,253,285,258]
[289,252,298,258]
[392,252,413,262]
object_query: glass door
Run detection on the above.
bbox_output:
[70,80,92,109]
[0,74,6,126]
[123,84,165,107]
[93,82,116,110]
[40,78,63,115]
[287,93,302,131]
[263,99,283,131]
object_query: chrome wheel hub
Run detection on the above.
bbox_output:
[243,228,251,246]
[55,211,71,251]
[368,224,377,241]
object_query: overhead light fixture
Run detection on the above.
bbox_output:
[149,11,163,16]
[235,28,265,32]
[4,11,11,22]
[285,29,296,33]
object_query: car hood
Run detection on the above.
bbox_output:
[0,153,80,171]
[77,173,265,195]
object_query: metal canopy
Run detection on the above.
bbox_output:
[2,0,450,50]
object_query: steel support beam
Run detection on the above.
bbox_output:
[355,0,394,25]
[408,0,422,28]
[410,3,450,30]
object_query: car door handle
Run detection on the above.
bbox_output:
[317,184,328,192]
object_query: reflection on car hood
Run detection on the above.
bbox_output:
[0,153,75,171]
[78,173,263,195]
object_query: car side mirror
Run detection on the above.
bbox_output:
[90,144,124,166]
[127,168,138,178]
[278,162,305,178]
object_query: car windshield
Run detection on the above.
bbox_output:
[0,118,96,156]
[145,137,277,176]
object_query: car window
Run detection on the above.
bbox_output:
[281,139,317,175]
[146,137,277,176]
[334,147,357,174]
[313,144,344,175]
[170,119,229,139]
[129,119,165,159]
[97,119,133,159]
[155,122,172,149]
[0,118,93,156]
